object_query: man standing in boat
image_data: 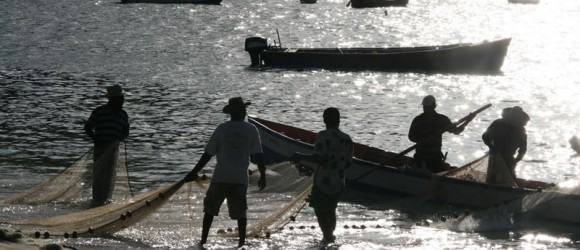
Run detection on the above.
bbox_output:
[184,97,267,248]
[482,106,529,186]
[290,107,354,244]
[84,85,130,207]
[408,95,473,173]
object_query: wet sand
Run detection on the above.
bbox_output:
[1,228,66,250]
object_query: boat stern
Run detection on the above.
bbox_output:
[245,37,268,66]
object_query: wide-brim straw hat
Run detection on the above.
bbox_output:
[105,85,124,98]
[223,97,251,114]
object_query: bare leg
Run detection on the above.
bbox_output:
[314,209,335,242]
[237,218,247,247]
[200,213,214,245]
[329,209,336,235]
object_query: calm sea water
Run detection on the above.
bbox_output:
[2,0,580,249]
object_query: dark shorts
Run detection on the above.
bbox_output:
[309,184,340,211]
[203,182,248,219]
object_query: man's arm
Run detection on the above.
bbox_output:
[290,152,321,165]
[184,152,213,182]
[122,110,130,140]
[253,153,267,190]
[84,121,95,140]
[482,120,498,150]
[514,132,527,163]
[408,118,419,143]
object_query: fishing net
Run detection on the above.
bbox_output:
[245,162,312,238]
[436,156,579,232]
[2,161,312,241]
[6,179,194,238]
[1,141,133,205]
[438,153,489,181]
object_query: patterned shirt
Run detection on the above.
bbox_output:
[86,104,129,144]
[313,128,354,195]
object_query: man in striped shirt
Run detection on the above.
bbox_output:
[84,85,130,206]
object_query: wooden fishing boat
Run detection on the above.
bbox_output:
[349,0,408,8]
[244,37,511,74]
[248,116,544,207]
[121,0,221,4]
[248,116,580,225]
[300,0,317,4]
[508,0,539,4]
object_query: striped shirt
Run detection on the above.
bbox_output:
[85,104,129,144]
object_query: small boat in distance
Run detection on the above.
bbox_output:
[245,36,511,74]
[508,0,539,4]
[349,0,408,8]
[121,0,221,4]
[300,0,318,4]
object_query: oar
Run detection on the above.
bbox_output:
[350,103,492,182]
[346,0,351,7]
[394,103,492,160]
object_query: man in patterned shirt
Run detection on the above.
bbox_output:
[291,107,354,244]
[84,85,130,206]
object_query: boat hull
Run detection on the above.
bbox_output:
[350,0,408,8]
[248,38,510,74]
[508,0,539,4]
[248,116,544,209]
[121,0,221,4]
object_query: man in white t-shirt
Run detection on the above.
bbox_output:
[185,97,266,248]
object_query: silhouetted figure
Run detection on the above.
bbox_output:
[408,95,472,173]
[483,106,529,186]
[184,97,266,248]
[290,107,354,244]
[570,136,580,155]
[84,85,130,207]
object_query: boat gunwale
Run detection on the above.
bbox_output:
[261,38,511,56]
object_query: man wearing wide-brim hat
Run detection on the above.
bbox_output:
[483,106,529,186]
[84,85,130,207]
[185,96,266,248]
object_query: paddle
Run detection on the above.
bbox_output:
[395,103,492,161]
[346,0,351,7]
[350,103,492,182]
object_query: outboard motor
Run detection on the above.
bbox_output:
[245,37,268,66]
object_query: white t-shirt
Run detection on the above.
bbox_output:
[205,120,263,185]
